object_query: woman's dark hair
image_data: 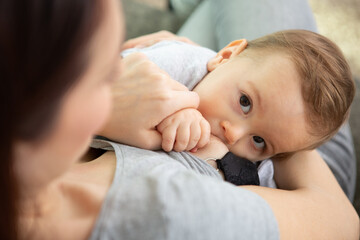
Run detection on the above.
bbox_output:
[0,0,103,238]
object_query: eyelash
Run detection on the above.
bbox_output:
[251,136,266,152]
[239,93,252,114]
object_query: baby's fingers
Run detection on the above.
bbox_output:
[186,122,202,151]
[195,119,211,150]
[173,124,190,152]
[156,117,178,152]
[158,124,177,152]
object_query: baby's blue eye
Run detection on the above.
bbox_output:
[239,94,251,113]
[253,136,265,149]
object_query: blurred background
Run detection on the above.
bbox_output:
[121,0,360,214]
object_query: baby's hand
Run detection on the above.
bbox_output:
[156,108,211,152]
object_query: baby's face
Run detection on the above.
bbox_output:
[193,53,314,161]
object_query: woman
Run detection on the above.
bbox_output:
[1,0,358,239]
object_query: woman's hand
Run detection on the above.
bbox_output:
[98,52,200,149]
[122,30,197,50]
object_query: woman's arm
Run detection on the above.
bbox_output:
[242,150,359,239]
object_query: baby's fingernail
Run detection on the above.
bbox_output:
[190,148,198,153]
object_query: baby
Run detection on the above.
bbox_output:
[122,30,354,183]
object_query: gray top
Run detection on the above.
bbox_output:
[88,140,279,240]
[121,40,216,90]
[89,42,279,239]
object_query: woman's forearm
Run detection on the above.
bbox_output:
[242,150,359,239]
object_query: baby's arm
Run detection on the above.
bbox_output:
[156,108,210,152]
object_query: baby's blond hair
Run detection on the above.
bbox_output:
[246,30,355,155]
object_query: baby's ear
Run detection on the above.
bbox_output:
[207,39,248,72]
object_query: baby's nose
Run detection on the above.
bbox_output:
[220,120,245,145]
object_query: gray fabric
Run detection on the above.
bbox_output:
[177,0,357,201]
[121,40,216,90]
[177,0,217,50]
[317,124,357,201]
[178,0,317,51]
[210,0,318,49]
[88,140,279,240]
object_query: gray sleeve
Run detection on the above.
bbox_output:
[91,168,279,240]
[121,40,216,90]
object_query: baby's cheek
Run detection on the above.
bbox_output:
[229,142,256,162]
[198,106,221,133]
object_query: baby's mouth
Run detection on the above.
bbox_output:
[209,134,223,142]
[210,133,230,147]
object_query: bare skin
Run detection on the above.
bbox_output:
[19,152,116,240]
[98,52,200,150]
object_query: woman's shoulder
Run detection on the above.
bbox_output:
[22,152,118,240]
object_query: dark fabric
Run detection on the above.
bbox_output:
[217,152,260,186]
